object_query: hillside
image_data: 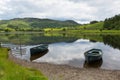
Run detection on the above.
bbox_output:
[79,22,104,30]
[79,14,120,30]
[0,14,120,32]
[0,18,79,32]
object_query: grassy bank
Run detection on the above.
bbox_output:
[0,48,48,80]
[44,29,120,36]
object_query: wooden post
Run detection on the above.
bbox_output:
[0,42,1,47]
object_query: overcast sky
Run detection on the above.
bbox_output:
[0,0,120,23]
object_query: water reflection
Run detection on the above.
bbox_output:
[1,33,120,70]
[103,35,120,49]
[34,39,120,70]
[11,45,49,61]
[0,33,77,45]
[1,33,120,49]
[84,59,103,68]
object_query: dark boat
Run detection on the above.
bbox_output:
[84,49,103,62]
[30,44,48,55]
[30,49,48,61]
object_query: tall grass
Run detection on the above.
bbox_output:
[0,48,48,80]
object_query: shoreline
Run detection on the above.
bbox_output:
[1,30,120,34]
[9,52,120,80]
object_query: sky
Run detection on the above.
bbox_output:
[0,0,120,24]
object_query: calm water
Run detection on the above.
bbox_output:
[33,39,120,70]
[1,33,120,70]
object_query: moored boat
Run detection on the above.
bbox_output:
[11,44,49,61]
[30,49,48,61]
[30,44,48,55]
[84,49,103,62]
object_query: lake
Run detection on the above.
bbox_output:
[1,33,120,70]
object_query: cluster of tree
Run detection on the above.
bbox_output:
[90,21,98,24]
[103,14,120,30]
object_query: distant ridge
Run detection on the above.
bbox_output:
[11,18,79,25]
[0,17,80,31]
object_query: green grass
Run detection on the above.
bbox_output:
[0,48,48,80]
[44,22,120,33]
[79,22,104,30]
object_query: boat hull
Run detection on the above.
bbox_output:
[30,45,48,55]
[84,49,103,62]
[30,49,48,61]
[85,55,102,62]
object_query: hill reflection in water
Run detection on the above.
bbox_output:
[1,33,120,70]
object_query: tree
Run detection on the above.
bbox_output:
[103,14,120,30]
[90,21,98,24]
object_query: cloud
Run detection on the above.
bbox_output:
[0,0,120,23]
